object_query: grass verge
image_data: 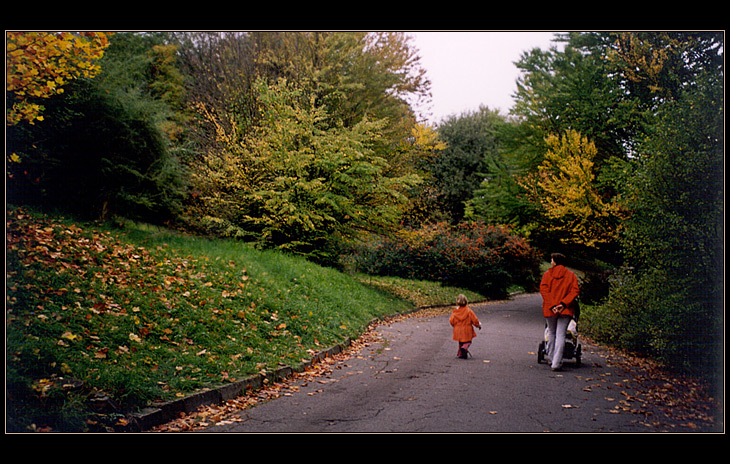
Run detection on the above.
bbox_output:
[352,274,487,308]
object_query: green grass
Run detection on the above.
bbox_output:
[6,206,486,432]
[352,274,487,308]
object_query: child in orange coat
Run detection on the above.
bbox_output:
[450,294,481,359]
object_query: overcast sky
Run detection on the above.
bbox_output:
[407,31,562,125]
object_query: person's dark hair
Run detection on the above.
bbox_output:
[551,253,566,265]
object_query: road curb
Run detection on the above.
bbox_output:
[125,338,353,432]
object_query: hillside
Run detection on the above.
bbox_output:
[7,206,483,432]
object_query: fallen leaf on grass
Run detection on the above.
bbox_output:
[62,331,80,341]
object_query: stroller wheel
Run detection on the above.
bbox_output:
[537,341,545,364]
[575,344,582,367]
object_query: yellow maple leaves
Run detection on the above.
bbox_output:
[6,31,111,126]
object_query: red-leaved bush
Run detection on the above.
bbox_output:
[353,222,541,298]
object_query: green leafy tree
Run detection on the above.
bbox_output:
[427,106,506,223]
[606,31,724,107]
[580,32,724,380]
[592,68,723,377]
[245,31,431,177]
[465,155,539,234]
[193,78,420,263]
[512,33,643,166]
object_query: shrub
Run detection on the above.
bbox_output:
[581,266,722,378]
[353,222,541,299]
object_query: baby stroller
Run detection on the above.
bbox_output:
[537,319,582,367]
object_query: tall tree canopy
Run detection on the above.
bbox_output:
[426,106,506,223]
[174,32,432,261]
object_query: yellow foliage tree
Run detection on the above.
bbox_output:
[608,32,671,95]
[519,129,621,248]
[6,31,111,126]
[409,122,447,153]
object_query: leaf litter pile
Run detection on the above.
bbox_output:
[581,342,722,432]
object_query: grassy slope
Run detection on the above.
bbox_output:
[6,206,484,431]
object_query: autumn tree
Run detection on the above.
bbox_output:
[519,130,623,249]
[6,31,111,126]
[175,32,430,170]
[606,31,724,107]
[504,32,673,257]
[6,32,187,222]
[192,78,421,263]
[176,32,432,259]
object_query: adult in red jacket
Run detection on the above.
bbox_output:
[540,253,580,371]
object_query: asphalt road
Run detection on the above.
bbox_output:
[199,293,689,433]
